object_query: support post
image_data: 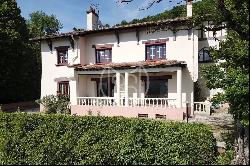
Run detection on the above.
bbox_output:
[177,68,182,108]
[125,72,129,107]
[116,72,121,106]
[70,79,77,105]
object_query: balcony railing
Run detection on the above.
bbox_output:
[77,97,176,108]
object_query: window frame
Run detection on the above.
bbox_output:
[57,81,70,96]
[145,43,166,61]
[95,48,112,64]
[56,46,69,66]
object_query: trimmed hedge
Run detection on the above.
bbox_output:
[0,113,216,165]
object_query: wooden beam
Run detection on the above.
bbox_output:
[141,75,172,80]
[115,31,120,46]
[46,39,52,52]
[136,29,140,45]
[69,35,75,50]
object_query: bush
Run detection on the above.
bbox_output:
[36,95,70,114]
[0,113,217,165]
[213,150,234,165]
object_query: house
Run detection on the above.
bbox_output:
[35,0,226,120]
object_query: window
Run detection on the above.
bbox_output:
[57,81,70,96]
[96,49,112,63]
[146,79,168,98]
[56,46,69,65]
[198,48,212,62]
[146,44,166,60]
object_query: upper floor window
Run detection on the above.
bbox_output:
[199,47,212,62]
[96,49,112,63]
[57,81,70,96]
[56,46,69,65]
[146,44,166,60]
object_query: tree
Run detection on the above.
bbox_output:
[200,1,249,164]
[200,0,249,124]
[27,11,63,38]
[104,24,110,28]
[0,0,40,103]
[26,11,63,104]
[120,20,128,25]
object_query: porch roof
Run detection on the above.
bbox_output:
[71,60,186,71]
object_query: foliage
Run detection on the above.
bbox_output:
[201,0,249,125]
[0,0,40,104]
[213,131,235,165]
[0,113,217,165]
[117,0,216,25]
[120,20,128,25]
[36,95,70,114]
[213,150,234,165]
[209,92,225,108]
[27,11,63,38]
[104,24,110,28]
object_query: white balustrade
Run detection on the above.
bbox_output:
[77,97,116,107]
[193,102,211,115]
[128,98,176,108]
[77,97,176,108]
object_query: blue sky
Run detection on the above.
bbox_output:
[16,0,186,33]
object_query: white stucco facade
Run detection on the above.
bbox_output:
[40,19,226,109]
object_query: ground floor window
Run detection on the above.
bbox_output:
[57,81,70,96]
[145,78,168,98]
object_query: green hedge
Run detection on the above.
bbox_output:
[0,113,216,165]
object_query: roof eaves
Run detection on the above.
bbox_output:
[30,17,191,41]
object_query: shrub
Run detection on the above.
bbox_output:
[36,95,70,114]
[0,113,217,165]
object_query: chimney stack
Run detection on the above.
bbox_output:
[186,0,193,17]
[86,6,99,30]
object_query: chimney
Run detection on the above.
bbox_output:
[86,6,99,30]
[186,0,193,17]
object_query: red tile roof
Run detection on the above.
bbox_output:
[71,60,186,71]
[30,17,191,41]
